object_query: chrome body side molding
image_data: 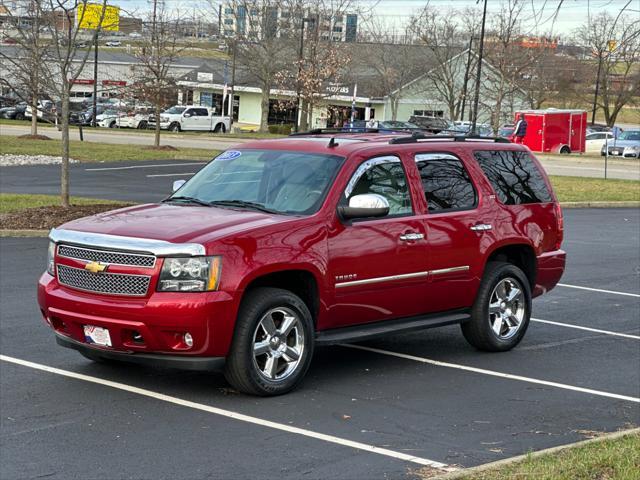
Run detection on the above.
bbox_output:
[335,266,470,288]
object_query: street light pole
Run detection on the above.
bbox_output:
[591,54,603,126]
[92,32,98,127]
[471,0,487,136]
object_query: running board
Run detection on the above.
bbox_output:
[315,310,470,345]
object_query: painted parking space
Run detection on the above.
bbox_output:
[1,209,639,478]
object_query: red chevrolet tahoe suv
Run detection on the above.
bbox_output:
[38,132,566,396]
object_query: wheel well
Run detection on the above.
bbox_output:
[244,270,319,323]
[487,245,536,288]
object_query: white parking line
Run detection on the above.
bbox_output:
[557,283,640,298]
[343,345,640,403]
[0,354,456,472]
[532,318,640,340]
[146,173,196,178]
[85,162,206,171]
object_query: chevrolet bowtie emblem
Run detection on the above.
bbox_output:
[85,261,107,274]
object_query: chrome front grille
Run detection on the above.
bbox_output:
[57,244,156,268]
[57,265,151,296]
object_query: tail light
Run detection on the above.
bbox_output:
[554,203,564,250]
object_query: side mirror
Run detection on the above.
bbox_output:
[338,194,390,220]
[183,113,191,118]
[172,179,186,192]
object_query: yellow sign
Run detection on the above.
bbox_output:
[77,3,120,31]
[607,40,617,52]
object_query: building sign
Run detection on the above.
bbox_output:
[323,82,353,96]
[102,80,127,86]
[77,3,120,31]
[197,72,214,82]
[72,79,95,85]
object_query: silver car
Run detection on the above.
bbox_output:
[601,130,640,158]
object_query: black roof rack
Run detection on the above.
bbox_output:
[389,132,511,145]
[289,128,383,136]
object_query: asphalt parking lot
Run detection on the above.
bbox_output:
[1,207,638,479]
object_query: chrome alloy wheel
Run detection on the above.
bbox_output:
[252,307,305,381]
[488,278,526,339]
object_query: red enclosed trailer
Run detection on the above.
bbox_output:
[514,109,587,154]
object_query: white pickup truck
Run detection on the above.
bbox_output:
[155,105,231,133]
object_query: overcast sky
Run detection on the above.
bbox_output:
[109,0,638,37]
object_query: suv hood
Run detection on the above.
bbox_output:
[59,203,292,245]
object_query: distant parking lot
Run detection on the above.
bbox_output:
[1,207,638,479]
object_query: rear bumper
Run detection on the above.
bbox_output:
[533,249,566,297]
[55,333,225,371]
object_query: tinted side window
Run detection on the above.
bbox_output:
[416,154,476,212]
[184,109,195,116]
[195,108,209,116]
[474,150,552,205]
[346,158,412,216]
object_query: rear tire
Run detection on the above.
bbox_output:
[213,123,226,133]
[224,287,314,396]
[15,112,25,121]
[138,121,148,129]
[109,120,116,128]
[461,262,531,352]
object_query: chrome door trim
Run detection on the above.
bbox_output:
[430,265,470,276]
[415,153,460,162]
[344,155,401,198]
[470,224,492,231]
[335,265,470,288]
[49,228,206,257]
[335,270,430,288]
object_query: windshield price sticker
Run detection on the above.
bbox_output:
[216,151,242,161]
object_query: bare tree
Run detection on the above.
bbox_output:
[6,1,111,207]
[131,0,186,147]
[577,9,640,126]
[409,5,480,121]
[355,19,423,121]
[0,1,47,136]
[227,0,299,132]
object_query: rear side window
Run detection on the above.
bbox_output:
[474,150,552,205]
[415,153,476,212]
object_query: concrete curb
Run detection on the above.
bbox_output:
[561,201,640,208]
[0,229,49,237]
[426,428,640,480]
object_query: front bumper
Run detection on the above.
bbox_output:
[55,333,225,370]
[38,273,239,359]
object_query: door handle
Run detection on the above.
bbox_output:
[470,224,492,231]
[399,232,424,241]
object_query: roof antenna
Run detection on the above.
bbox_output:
[328,137,339,148]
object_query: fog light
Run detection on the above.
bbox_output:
[184,332,193,347]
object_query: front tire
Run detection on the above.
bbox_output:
[138,121,148,129]
[169,122,181,132]
[224,287,314,396]
[461,262,531,352]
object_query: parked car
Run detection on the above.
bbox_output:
[151,105,230,133]
[103,112,150,129]
[39,132,565,396]
[25,100,56,123]
[586,123,610,135]
[601,130,640,158]
[104,40,121,47]
[585,131,615,152]
[342,120,421,133]
[498,124,515,138]
[0,102,27,120]
[408,115,450,133]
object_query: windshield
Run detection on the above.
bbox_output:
[619,131,640,141]
[170,149,345,215]
[165,106,186,114]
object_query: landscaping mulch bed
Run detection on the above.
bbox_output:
[0,204,130,230]
[17,134,52,140]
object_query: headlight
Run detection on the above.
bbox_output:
[157,256,221,292]
[47,241,55,275]
[623,146,640,153]
[160,116,169,122]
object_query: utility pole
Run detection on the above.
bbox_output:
[459,36,474,122]
[295,17,308,133]
[230,38,237,127]
[591,53,604,125]
[471,0,487,136]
